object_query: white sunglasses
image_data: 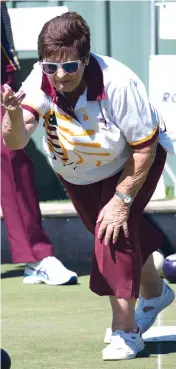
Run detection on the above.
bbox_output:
[41,60,82,75]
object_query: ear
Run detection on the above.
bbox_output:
[83,53,90,65]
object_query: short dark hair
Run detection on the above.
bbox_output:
[38,12,91,61]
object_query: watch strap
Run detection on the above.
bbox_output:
[114,190,133,204]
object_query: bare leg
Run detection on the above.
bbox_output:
[109,255,163,331]
[109,297,138,332]
[140,254,162,312]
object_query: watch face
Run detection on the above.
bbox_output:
[124,195,132,204]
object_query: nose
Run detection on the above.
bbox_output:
[55,66,66,79]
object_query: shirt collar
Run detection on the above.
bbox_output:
[86,54,106,101]
[41,54,106,105]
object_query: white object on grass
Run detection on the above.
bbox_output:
[153,250,165,276]
[157,314,162,369]
[104,325,176,344]
[104,328,112,344]
[142,325,176,342]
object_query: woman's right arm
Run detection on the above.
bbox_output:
[2,85,38,150]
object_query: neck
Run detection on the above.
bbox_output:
[64,77,87,107]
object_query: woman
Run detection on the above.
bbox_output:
[2,12,175,360]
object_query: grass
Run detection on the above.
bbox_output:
[44,199,72,204]
[1,264,176,369]
[165,186,175,200]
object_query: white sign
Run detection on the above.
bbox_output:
[149,55,176,199]
[149,55,176,133]
[159,2,176,40]
[8,6,68,51]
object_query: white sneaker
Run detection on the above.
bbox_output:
[104,281,175,343]
[23,257,78,285]
[135,280,175,334]
[102,329,144,360]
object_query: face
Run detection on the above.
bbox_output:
[42,49,89,93]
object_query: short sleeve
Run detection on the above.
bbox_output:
[20,63,49,121]
[112,78,159,149]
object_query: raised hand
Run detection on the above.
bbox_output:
[1,84,25,111]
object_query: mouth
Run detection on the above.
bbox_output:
[55,80,70,85]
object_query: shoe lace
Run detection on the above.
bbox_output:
[37,267,48,278]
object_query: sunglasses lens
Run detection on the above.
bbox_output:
[63,62,79,73]
[42,63,57,75]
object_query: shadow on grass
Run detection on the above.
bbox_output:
[1,262,91,279]
[1,266,24,279]
[138,342,176,358]
[63,261,91,277]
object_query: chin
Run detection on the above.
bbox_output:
[65,87,76,93]
[56,84,75,93]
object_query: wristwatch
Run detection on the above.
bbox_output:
[114,190,133,205]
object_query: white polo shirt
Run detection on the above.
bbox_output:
[21,53,161,185]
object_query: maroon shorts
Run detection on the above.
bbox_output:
[59,144,166,298]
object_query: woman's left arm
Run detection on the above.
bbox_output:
[97,140,158,246]
[115,138,158,198]
[98,78,160,246]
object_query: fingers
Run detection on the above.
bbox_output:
[0,87,13,107]
[98,222,120,246]
[0,91,4,105]
[96,208,105,223]
[4,84,13,91]
[96,201,129,246]
[2,85,15,108]
[8,91,26,108]
[98,220,128,246]
[112,226,120,244]
[1,85,26,110]
[122,221,129,239]
[3,84,14,99]
[97,220,107,241]
[104,224,114,246]
[15,90,26,100]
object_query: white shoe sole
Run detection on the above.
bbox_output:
[23,275,77,286]
[102,340,144,360]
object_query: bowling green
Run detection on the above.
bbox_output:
[1,264,176,369]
